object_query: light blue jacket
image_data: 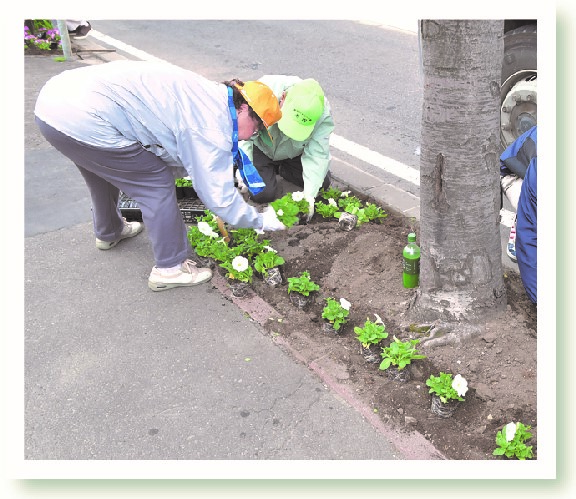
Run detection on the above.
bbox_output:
[35,60,263,229]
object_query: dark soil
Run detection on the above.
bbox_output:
[245,200,537,460]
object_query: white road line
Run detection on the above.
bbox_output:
[330,134,420,185]
[89,30,169,63]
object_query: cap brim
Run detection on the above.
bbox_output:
[277,118,314,142]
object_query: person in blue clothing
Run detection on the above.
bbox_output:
[500,126,537,304]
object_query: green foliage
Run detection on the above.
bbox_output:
[219,256,253,283]
[320,187,343,201]
[187,226,236,261]
[175,177,193,187]
[426,372,464,403]
[270,193,309,228]
[321,298,350,331]
[24,20,61,51]
[315,200,339,218]
[338,195,362,211]
[253,250,285,274]
[363,203,388,222]
[493,422,534,460]
[354,316,388,348]
[287,271,320,297]
[230,228,270,260]
[379,336,426,371]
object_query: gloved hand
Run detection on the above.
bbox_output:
[258,206,286,233]
[305,195,316,222]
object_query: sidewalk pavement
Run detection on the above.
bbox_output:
[20,38,449,475]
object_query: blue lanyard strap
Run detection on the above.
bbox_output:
[227,87,266,195]
[228,87,238,156]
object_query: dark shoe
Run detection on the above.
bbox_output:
[72,22,91,38]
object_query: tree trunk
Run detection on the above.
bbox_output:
[412,20,506,324]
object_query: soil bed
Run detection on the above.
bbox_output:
[243,198,537,460]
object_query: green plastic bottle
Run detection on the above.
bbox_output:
[402,233,420,288]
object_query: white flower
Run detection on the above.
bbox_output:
[505,422,517,442]
[232,256,249,273]
[264,246,277,253]
[341,191,351,197]
[198,221,218,238]
[292,191,305,202]
[373,313,383,324]
[340,298,351,310]
[277,209,284,217]
[328,198,337,207]
[451,374,468,397]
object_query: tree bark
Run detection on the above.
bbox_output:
[412,20,507,324]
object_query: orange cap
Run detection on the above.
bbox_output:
[234,81,282,129]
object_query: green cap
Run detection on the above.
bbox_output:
[278,79,325,141]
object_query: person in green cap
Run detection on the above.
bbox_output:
[238,75,334,220]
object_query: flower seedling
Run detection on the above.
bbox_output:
[363,203,388,222]
[315,198,339,218]
[287,271,320,296]
[230,228,270,260]
[220,255,253,283]
[379,336,426,371]
[426,372,468,403]
[493,422,534,460]
[253,247,285,275]
[270,192,309,228]
[322,297,351,331]
[354,314,388,348]
[320,186,343,201]
[337,194,362,211]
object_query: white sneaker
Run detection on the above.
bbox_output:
[96,218,144,250]
[148,259,212,292]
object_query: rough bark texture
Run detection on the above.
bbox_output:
[414,20,506,325]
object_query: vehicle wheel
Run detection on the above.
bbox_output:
[500,24,537,147]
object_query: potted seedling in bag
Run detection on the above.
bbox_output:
[270,192,310,228]
[426,372,468,418]
[321,297,351,334]
[335,192,362,231]
[354,314,389,363]
[379,336,426,382]
[220,255,253,298]
[253,246,285,287]
[287,271,320,309]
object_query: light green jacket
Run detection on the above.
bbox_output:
[239,75,334,199]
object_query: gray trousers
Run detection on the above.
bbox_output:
[36,118,190,268]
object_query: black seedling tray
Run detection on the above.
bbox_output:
[118,192,206,223]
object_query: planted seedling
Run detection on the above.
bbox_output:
[426,372,468,403]
[379,336,426,371]
[354,315,389,348]
[493,422,534,460]
[322,297,351,331]
[287,271,320,296]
